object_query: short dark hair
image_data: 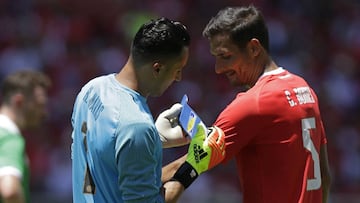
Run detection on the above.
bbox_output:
[131,17,191,66]
[203,5,269,52]
[1,70,51,104]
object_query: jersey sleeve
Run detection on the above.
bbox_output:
[311,88,327,145]
[115,122,164,203]
[214,93,263,163]
[0,132,25,178]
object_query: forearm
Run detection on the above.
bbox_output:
[320,144,331,203]
[163,181,184,203]
[161,155,187,203]
[322,180,330,203]
[162,154,187,183]
[321,166,331,203]
[0,176,25,203]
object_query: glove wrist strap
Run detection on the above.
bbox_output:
[171,161,198,189]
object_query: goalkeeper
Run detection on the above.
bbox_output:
[71,17,225,203]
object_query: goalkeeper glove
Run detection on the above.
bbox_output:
[172,123,225,188]
[155,103,190,148]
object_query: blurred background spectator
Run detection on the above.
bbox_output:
[0,0,359,202]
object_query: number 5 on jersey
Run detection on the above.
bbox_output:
[301,117,321,191]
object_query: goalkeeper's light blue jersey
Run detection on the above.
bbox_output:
[71,73,164,203]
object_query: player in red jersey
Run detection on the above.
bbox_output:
[202,5,331,203]
[156,5,331,203]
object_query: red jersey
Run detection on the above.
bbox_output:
[214,68,327,203]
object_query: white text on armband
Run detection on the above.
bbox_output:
[284,86,315,107]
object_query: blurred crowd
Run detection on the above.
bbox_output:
[0,0,359,202]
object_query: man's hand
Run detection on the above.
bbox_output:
[155,103,190,148]
[186,124,225,175]
[171,123,226,188]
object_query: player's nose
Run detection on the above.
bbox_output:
[214,61,225,74]
[175,72,182,81]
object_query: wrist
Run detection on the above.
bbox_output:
[171,162,198,189]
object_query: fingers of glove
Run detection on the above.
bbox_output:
[155,118,172,137]
[167,125,186,139]
[158,125,189,148]
[205,127,225,150]
[206,140,225,159]
[162,103,182,119]
[207,141,226,169]
[157,126,186,141]
[155,105,182,132]
[205,126,226,169]
[205,127,219,143]
[162,135,191,148]
[208,148,225,170]
[213,126,225,152]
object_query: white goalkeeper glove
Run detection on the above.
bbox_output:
[155,103,190,148]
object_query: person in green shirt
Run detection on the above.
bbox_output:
[0,70,51,203]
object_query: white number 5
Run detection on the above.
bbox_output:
[302,117,321,191]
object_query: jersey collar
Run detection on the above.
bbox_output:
[260,67,285,78]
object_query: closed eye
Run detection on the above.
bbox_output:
[216,54,231,60]
[221,55,231,60]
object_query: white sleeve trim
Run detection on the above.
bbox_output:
[0,166,22,179]
[0,114,20,134]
